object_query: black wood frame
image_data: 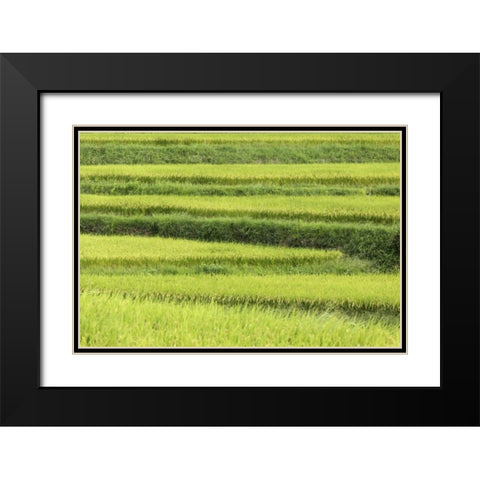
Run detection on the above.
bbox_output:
[0,54,478,425]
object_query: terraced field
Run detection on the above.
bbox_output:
[79,131,402,348]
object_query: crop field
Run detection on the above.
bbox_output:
[79,131,402,348]
[80,132,401,165]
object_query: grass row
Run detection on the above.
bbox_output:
[81,273,400,314]
[80,132,401,145]
[80,194,400,225]
[80,234,374,275]
[80,214,400,270]
[82,260,374,277]
[80,292,400,348]
[80,163,400,186]
[80,143,400,165]
[81,234,341,264]
[80,179,401,197]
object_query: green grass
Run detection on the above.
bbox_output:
[80,214,399,270]
[80,234,374,275]
[80,194,399,224]
[81,234,341,265]
[80,132,401,145]
[80,163,400,186]
[81,272,400,314]
[80,132,401,165]
[80,179,401,197]
[80,143,400,165]
[80,292,400,348]
[78,131,402,349]
[83,261,374,276]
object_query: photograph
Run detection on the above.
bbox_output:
[78,128,403,350]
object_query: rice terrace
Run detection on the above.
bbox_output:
[78,129,404,349]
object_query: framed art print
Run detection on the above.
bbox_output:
[0,54,478,425]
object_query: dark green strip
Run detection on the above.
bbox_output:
[80,143,400,165]
[80,213,400,271]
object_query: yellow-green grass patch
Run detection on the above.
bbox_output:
[80,163,400,186]
[81,273,400,314]
[80,293,400,348]
[80,131,401,146]
[80,194,400,224]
